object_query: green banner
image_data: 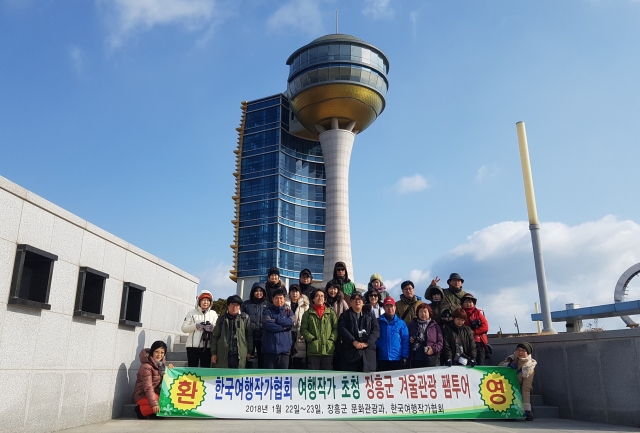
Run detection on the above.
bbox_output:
[159,366,524,420]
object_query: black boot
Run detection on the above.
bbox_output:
[525,410,534,421]
[134,405,146,420]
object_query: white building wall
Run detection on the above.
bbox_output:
[0,175,197,432]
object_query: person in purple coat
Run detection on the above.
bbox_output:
[408,303,443,368]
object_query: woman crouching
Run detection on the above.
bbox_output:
[499,342,537,421]
[133,341,174,419]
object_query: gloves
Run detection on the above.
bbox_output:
[204,324,214,332]
[469,360,476,367]
[195,323,204,331]
[445,359,452,367]
[508,362,518,370]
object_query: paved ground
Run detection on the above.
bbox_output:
[59,418,640,433]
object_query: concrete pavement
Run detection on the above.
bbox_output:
[59,418,640,432]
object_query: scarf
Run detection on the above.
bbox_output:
[513,352,537,378]
[313,304,325,319]
[463,307,475,317]
[156,360,166,376]
[416,319,429,341]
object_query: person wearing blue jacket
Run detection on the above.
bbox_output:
[262,288,294,369]
[377,297,410,371]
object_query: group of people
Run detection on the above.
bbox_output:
[133,264,537,421]
[179,266,491,371]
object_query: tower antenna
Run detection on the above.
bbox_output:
[336,9,338,34]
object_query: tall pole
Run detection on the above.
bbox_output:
[318,118,355,283]
[516,121,557,334]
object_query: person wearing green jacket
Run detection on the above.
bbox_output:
[301,289,338,370]
[210,295,254,369]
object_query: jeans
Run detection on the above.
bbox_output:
[308,355,333,370]
[263,353,290,369]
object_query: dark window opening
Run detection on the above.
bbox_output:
[119,282,145,327]
[74,267,108,320]
[8,244,57,310]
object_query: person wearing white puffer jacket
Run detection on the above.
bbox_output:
[181,290,219,368]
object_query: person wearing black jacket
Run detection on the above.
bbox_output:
[265,267,286,302]
[241,282,270,368]
[338,292,380,372]
[298,268,317,298]
[442,308,477,367]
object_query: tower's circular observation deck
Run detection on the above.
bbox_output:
[286,34,389,138]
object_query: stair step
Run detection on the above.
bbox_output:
[166,351,188,361]
[179,335,188,343]
[172,343,186,352]
[530,394,544,406]
[122,404,137,419]
[532,405,559,418]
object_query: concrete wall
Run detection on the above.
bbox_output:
[488,328,640,427]
[0,175,197,432]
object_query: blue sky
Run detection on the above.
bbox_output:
[2,0,640,332]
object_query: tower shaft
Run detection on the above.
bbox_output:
[319,125,355,282]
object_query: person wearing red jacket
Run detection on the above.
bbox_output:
[461,293,489,365]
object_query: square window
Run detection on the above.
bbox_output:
[119,282,146,327]
[8,244,57,310]
[74,267,109,320]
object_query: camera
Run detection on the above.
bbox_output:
[470,319,482,329]
[200,321,212,343]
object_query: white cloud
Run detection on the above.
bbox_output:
[393,174,428,194]
[69,46,84,75]
[430,215,640,333]
[196,259,236,300]
[409,11,418,39]
[267,0,323,35]
[362,0,394,20]
[475,164,498,182]
[100,0,215,49]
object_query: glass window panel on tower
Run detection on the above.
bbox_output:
[299,50,308,67]
[340,43,351,59]
[328,43,339,60]
[308,46,318,64]
[328,66,339,81]
[360,69,371,84]
[317,68,328,83]
[350,67,362,82]
[307,69,318,84]
[339,66,350,80]
[300,73,310,87]
[317,44,328,61]
[361,48,371,64]
[350,45,362,60]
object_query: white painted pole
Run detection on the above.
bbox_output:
[516,121,556,334]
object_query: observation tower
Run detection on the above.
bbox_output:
[286,34,389,282]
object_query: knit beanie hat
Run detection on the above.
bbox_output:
[517,342,533,355]
[198,291,213,305]
[370,273,383,283]
[268,267,280,277]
